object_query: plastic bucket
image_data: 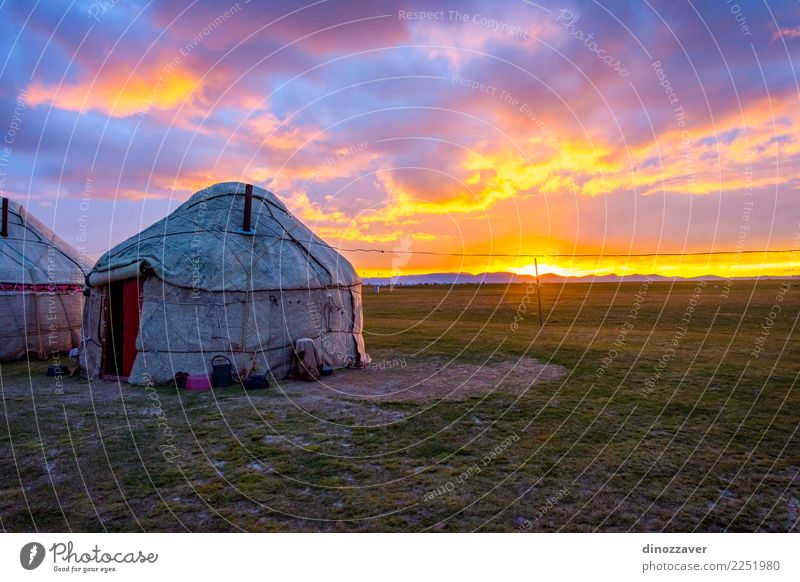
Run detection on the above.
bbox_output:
[185,375,212,392]
[211,355,233,388]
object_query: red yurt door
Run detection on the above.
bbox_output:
[105,277,144,378]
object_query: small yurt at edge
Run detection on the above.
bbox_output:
[80,182,369,385]
[0,197,87,361]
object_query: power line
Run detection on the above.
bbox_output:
[82,226,799,262]
[325,245,798,260]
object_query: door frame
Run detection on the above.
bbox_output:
[101,277,144,380]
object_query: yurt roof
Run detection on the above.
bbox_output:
[0,199,88,285]
[87,182,360,292]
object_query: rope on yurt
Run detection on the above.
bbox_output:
[259,197,335,287]
[24,234,47,359]
[17,204,86,275]
[241,287,250,356]
[32,288,46,359]
[240,261,254,376]
[6,292,24,354]
[57,288,75,347]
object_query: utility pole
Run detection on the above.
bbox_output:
[534,257,544,327]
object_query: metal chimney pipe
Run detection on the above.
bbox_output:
[242,183,253,233]
[1,197,8,237]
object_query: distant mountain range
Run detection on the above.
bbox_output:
[360,272,798,286]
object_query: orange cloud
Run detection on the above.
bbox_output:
[243,112,323,151]
[772,26,800,43]
[457,92,800,199]
[286,88,800,279]
[26,67,199,117]
[283,191,438,243]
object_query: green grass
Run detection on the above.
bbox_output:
[0,280,798,531]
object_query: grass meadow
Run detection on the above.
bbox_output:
[1,280,798,532]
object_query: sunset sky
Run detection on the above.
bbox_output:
[1,0,799,278]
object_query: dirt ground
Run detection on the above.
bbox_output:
[282,355,566,402]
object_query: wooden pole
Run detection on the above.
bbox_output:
[534,257,543,327]
[242,183,253,233]
[1,197,8,237]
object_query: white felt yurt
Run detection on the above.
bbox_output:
[0,198,87,361]
[80,182,369,385]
